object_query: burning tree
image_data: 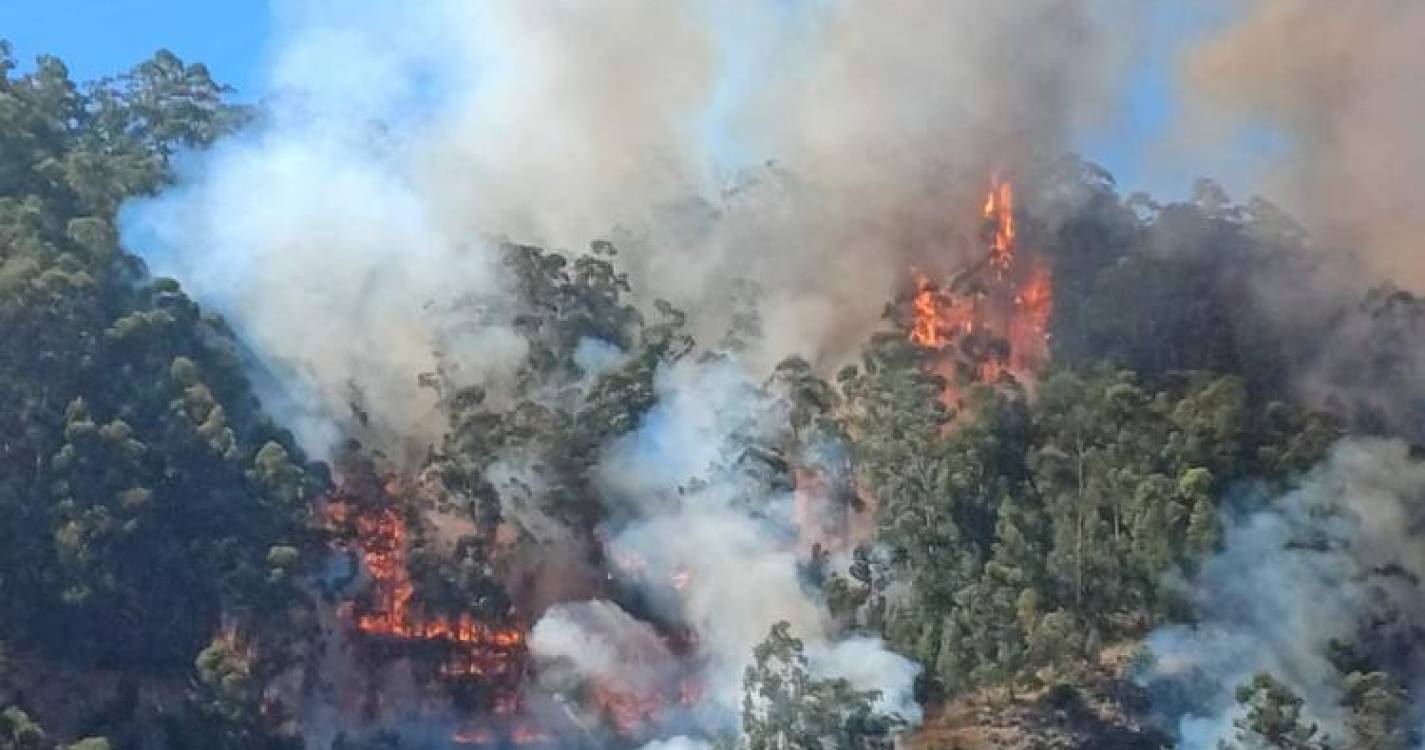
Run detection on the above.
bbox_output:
[902,174,1053,400]
[319,449,537,744]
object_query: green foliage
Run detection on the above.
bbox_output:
[194,637,258,724]
[0,41,1389,750]
[1341,671,1411,750]
[169,632,302,750]
[0,708,108,750]
[741,621,904,750]
[850,358,1333,695]
[0,44,321,675]
[425,241,693,533]
[1222,673,1331,750]
[0,707,46,750]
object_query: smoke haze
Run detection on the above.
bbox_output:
[1180,0,1425,289]
[592,358,920,725]
[121,0,1141,451]
[1141,438,1425,749]
[109,1,1425,747]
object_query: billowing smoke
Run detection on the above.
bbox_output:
[1139,438,1425,749]
[636,738,711,750]
[121,0,1140,453]
[1180,0,1425,291]
[113,0,1173,745]
[528,358,920,739]
[530,601,679,697]
[1114,0,1425,444]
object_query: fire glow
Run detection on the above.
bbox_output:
[984,176,1016,278]
[325,486,710,745]
[907,174,1052,390]
[326,496,526,676]
[324,487,535,743]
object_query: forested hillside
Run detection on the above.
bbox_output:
[2,43,1423,750]
[0,44,323,749]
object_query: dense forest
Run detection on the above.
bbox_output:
[2,42,1424,750]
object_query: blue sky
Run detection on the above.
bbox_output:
[3,1,1238,200]
[5,0,270,98]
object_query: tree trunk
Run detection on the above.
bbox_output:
[1075,436,1085,608]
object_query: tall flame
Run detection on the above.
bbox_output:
[909,273,945,349]
[324,486,533,742]
[984,175,1015,278]
[1009,260,1052,372]
[329,496,526,677]
[908,272,978,351]
[906,173,1051,394]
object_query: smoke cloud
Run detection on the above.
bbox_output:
[637,738,711,750]
[121,0,1141,453]
[1180,0,1425,290]
[112,0,1175,744]
[1139,438,1425,749]
[537,357,921,739]
[529,601,679,695]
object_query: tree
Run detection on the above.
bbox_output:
[1341,671,1410,750]
[1223,673,1332,750]
[0,707,45,750]
[0,46,321,740]
[742,622,904,750]
[182,631,299,750]
[425,241,692,532]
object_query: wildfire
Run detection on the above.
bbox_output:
[590,681,666,737]
[328,499,525,670]
[1008,260,1052,372]
[324,466,710,745]
[984,175,1016,277]
[453,724,552,746]
[906,174,1052,392]
[907,273,978,350]
[324,486,533,741]
[909,274,944,348]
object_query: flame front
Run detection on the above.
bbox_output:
[338,499,526,675]
[984,176,1016,278]
[908,272,978,351]
[907,174,1052,394]
[313,175,1043,746]
[324,488,533,742]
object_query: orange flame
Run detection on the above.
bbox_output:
[342,504,524,666]
[327,478,707,744]
[1009,260,1052,372]
[908,273,978,351]
[984,175,1015,278]
[906,174,1051,395]
[590,681,665,736]
[909,273,945,348]
[324,490,528,727]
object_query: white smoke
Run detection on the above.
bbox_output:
[530,601,678,695]
[120,0,1141,456]
[810,637,924,720]
[524,357,920,741]
[1139,438,1425,749]
[1179,0,1425,292]
[113,0,1155,744]
[637,737,712,750]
